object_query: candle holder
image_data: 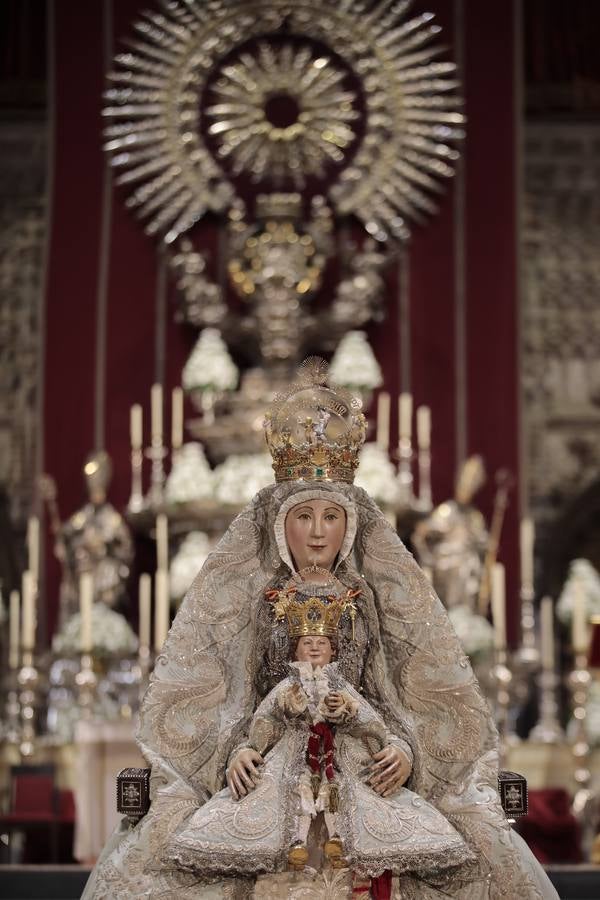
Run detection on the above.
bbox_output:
[75,653,98,718]
[514,583,540,669]
[145,438,167,509]
[18,651,42,758]
[492,647,520,766]
[416,444,432,511]
[3,666,22,745]
[529,667,565,744]
[568,651,593,816]
[396,437,414,507]
[128,446,145,513]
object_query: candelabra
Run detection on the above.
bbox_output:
[396,437,414,507]
[18,651,41,757]
[145,438,167,509]
[128,445,145,513]
[75,653,98,718]
[492,647,519,766]
[530,667,564,744]
[417,443,432,511]
[568,651,593,817]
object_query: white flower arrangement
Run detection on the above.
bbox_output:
[52,603,138,659]
[170,531,212,600]
[213,453,274,506]
[556,558,600,625]
[165,442,214,504]
[448,604,494,662]
[329,331,383,391]
[182,328,238,393]
[355,443,399,506]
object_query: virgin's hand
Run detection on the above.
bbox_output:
[366,745,411,797]
[226,748,264,800]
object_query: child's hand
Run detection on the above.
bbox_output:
[324,691,344,711]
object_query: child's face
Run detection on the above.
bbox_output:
[295,635,333,668]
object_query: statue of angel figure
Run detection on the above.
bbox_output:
[82,362,558,899]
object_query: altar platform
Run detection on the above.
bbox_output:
[0,865,599,900]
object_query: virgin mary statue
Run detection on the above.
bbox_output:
[82,360,558,899]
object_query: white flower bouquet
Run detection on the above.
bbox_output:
[182,328,239,393]
[165,442,214,504]
[329,331,383,392]
[556,558,600,625]
[448,604,494,662]
[52,603,138,659]
[213,453,274,506]
[355,443,399,507]
[170,531,212,600]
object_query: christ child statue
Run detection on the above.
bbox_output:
[165,588,472,885]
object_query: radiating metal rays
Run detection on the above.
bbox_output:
[103,0,464,245]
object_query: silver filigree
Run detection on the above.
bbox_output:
[104,0,464,244]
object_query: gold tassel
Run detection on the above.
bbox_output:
[329,782,339,813]
[311,773,321,800]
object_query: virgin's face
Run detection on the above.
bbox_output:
[294,635,333,667]
[285,499,346,572]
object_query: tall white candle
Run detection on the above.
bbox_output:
[139,573,151,650]
[151,383,163,443]
[21,570,36,651]
[9,589,20,669]
[156,514,169,572]
[80,572,94,653]
[520,517,535,591]
[540,596,555,670]
[154,570,170,652]
[171,387,184,451]
[376,392,390,450]
[398,392,413,442]
[572,577,588,653]
[491,562,506,650]
[27,517,40,584]
[416,405,431,451]
[130,403,143,451]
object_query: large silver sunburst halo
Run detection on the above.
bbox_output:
[103,0,465,244]
[205,42,360,187]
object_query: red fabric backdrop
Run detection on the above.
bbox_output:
[42,0,520,643]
